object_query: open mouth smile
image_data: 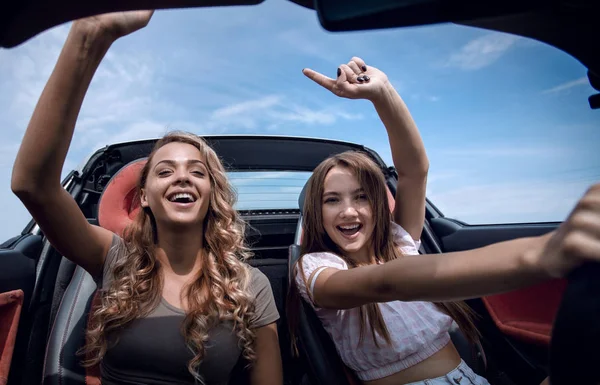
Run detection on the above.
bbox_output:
[336,223,362,237]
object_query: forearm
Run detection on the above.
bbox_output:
[378,233,553,302]
[12,23,112,193]
[371,83,429,178]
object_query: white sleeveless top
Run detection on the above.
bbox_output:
[294,222,454,381]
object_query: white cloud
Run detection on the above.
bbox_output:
[206,94,362,132]
[542,77,589,94]
[0,25,73,240]
[0,25,69,132]
[212,96,282,119]
[0,22,186,240]
[446,33,519,70]
[439,145,574,157]
[73,53,169,141]
[427,178,590,224]
[269,105,362,125]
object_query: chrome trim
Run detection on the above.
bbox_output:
[62,175,75,191]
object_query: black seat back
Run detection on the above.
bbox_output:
[42,265,96,385]
[288,244,352,385]
[44,257,301,385]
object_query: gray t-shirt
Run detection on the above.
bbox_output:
[95,235,280,385]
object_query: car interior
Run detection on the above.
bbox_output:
[1,136,393,385]
[1,1,599,385]
[0,133,593,385]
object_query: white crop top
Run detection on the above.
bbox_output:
[294,222,454,381]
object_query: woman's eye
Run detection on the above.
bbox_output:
[158,169,172,176]
[357,194,368,201]
[191,170,205,177]
[324,197,338,204]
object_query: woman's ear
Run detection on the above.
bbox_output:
[140,188,149,208]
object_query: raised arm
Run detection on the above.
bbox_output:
[308,183,600,309]
[371,81,428,241]
[302,56,427,240]
[11,11,153,277]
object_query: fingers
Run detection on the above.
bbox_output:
[145,10,155,20]
[562,231,600,262]
[563,183,600,262]
[138,10,155,26]
[340,61,372,85]
[302,68,336,92]
[303,57,370,96]
[347,61,362,76]
[569,184,600,234]
[351,56,367,72]
[338,64,356,84]
[347,58,369,83]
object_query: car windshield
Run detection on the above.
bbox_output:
[229,171,311,211]
[0,1,599,240]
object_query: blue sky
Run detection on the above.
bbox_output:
[0,1,598,241]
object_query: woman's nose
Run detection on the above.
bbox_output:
[340,202,359,218]
[174,169,191,184]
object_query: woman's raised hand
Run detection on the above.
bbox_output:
[302,56,391,101]
[531,183,600,278]
[73,10,154,41]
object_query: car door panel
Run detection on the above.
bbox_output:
[0,234,42,310]
[429,218,558,252]
[0,234,44,385]
[482,278,567,346]
[0,289,24,384]
[429,217,562,384]
[429,218,563,345]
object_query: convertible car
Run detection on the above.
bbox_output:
[0,134,594,385]
[1,1,598,385]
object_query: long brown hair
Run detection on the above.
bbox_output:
[80,132,256,381]
[288,151,480,351]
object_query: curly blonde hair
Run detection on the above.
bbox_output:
[79,132,256,380]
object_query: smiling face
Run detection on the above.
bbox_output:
[321,166,375,263]
[140,142,212,229]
